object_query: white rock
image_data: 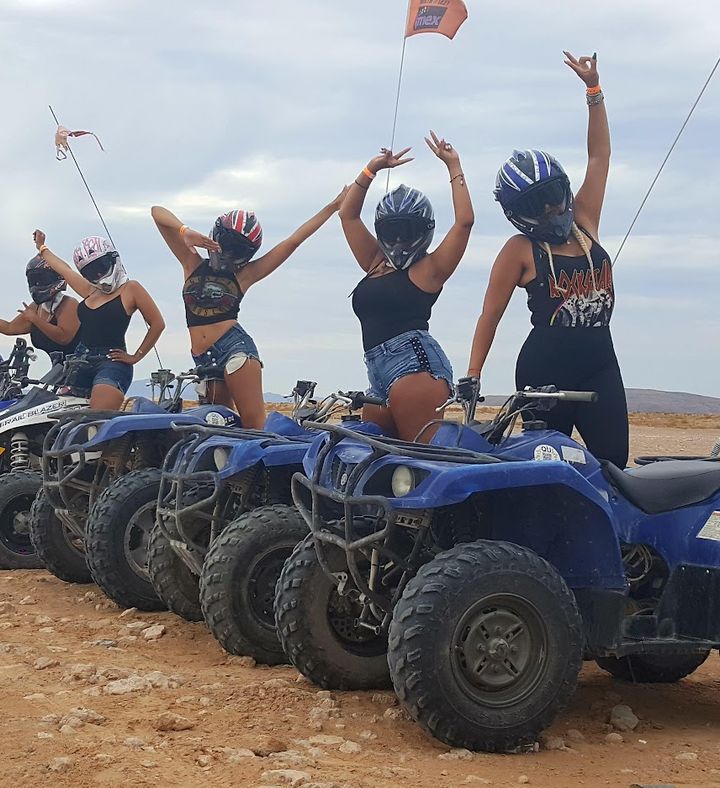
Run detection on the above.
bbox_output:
[359,730,377,741]
[605,732,624,744]
[145,670,183,689]
[438,747,474,761]
[63,663,97,682]
[518,777,530,785]
[261,770,311,787]
[67,707,105,724]
[383,707,409,721]
[37,732,53,740]
[38,627,55,634]
[48,756,73,772]
[338,740,362,754]
[34,657,60,670]
[34,615,52,625]
[94,754,113,764]
[124,737,145,748]
[539,733,566,751]
[154,712,195,731]
[609,704,639,732]
[271,751,312,768]
[125,621,150,631]
[226,748,256,762]
[18,595,37,605]
[196,754,212,767]
[370,692,396,705]
[59,724,79,735]
[104,676,151,695]
[24,693,46,701]
[119,607,138,618]
[142,624,166,641]
[676,751,698,761]
[308,735,344,746]
[462,778,491,785]
[40,714,60,725]
[59,715,83,730]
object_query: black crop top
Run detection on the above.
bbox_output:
[183,259,243,328]
[351,267,441,352]
[525,229,615,328]
[30,298,79,357]
[77,295,131,350]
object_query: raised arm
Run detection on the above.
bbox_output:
[339,147,414,271]
[238,186,348,289]
[108,282,165,365]
[33,230,93,299]
[467,237,527,377]
[18,297,80,345]
[150,205,219,275]
[564,52,610,237]
[416,131,474,289]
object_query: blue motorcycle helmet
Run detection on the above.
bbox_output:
[494,150,574,244]
[375,185,435,270]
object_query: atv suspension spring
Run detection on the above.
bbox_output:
[10,432,30,471]
[712,438,720,458]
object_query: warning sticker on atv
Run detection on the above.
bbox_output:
[697,511,720,542]
[534,445,561,462]
[561,446,587,464]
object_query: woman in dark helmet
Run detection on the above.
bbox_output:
[151,188,347,429]
[467,52,628,467]
[340,131,474,441]
[0,254,80,359]
[33,230,166,409]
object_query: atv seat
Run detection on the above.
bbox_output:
[603,460,720,514]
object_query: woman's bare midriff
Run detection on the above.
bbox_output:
[189,320,237,356]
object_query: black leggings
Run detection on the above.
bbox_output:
[515,327,629,468]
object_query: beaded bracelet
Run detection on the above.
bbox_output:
[587,92,605,106]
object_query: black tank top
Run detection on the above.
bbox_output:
[351,267,441,352]
[29,299,79,357]
[183,259,243,328]
[77,294,131,350]
[525,229,614,328]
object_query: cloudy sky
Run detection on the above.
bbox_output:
[2,0,719,397]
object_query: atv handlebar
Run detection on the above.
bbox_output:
[518,389,598,403]
[336,390,385,409]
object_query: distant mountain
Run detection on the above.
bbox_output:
[127,379,288,404]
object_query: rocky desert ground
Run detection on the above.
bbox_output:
[0,414,718,788]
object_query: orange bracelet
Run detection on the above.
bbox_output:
[586,85,602,96]
[362,166,376,180]
[179,224,189,235]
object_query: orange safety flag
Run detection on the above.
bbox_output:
[55,125,104,161]
[405,0,468,40]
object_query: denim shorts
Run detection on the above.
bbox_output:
[192,323,262,379]
[364,329,453,401]
[70,344,133,394]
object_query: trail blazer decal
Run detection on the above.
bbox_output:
[534,445,561,462]
[0,400,84,429]
[561,446,587,464]
[697,511,720,542]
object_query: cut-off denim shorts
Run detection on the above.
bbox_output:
[192,323,262,380]
[364,329,453,402]
[70,344,133,394]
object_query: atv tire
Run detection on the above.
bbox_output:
[388,540,584,753]
[0,471,44,569]
[29,490,90,583]
[275,533,391,689]
[147,524,202,622]
[200,504,307,664]
[596,651,711,683]
[85,468,164,611]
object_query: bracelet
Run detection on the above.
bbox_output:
[586,85,602,96]
[354,179,369,190]
[362,166,376,180]
[179,224,189,235]
[587,92,605,106]
[450,173,465,185]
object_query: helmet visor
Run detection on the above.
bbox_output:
[79,253,116,283]
[376,217,432,246]
[214,225,258,263]
[510,178,570,225]
[27,269,61,289]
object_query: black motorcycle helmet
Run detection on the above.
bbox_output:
[374,184,435,270]
[26,255,66,305]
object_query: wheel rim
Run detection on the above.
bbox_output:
[247,547,290,629]
[123,501,156,579]
[451,593,548,708]
[0,494,36,556]
[327,588,387,657]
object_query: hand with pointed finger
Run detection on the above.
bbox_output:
[33,230,46,251]
[425,130,461,167]
[563,51,600,88]
[18,302,38,323]
[181,227,220,255]
[368,146,414,174]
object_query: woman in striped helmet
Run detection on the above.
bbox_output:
[340,131,474,441]
[467,51,628,467]
[151,189,347,428]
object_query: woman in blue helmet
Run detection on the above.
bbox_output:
[341,131,474,441]
[467,52,628,467]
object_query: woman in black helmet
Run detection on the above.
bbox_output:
[341,131,474,441]
[0,254,80,359]
[467,52,628,467]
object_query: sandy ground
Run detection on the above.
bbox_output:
[0,421,719,788]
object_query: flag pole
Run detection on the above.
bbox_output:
[386,1,412,192]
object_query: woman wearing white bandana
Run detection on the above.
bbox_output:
[33,230,165,409]
[0,254,80,360]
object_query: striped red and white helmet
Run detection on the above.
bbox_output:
[213,211,263,249]
[72,236,117,270]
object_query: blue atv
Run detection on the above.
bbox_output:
[276,379,720,753]
[151,383,381,665]
[30,365,239,609]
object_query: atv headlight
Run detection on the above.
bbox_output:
[87,425,98,440]
[213,447,229,471]
[391,465,416,497]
